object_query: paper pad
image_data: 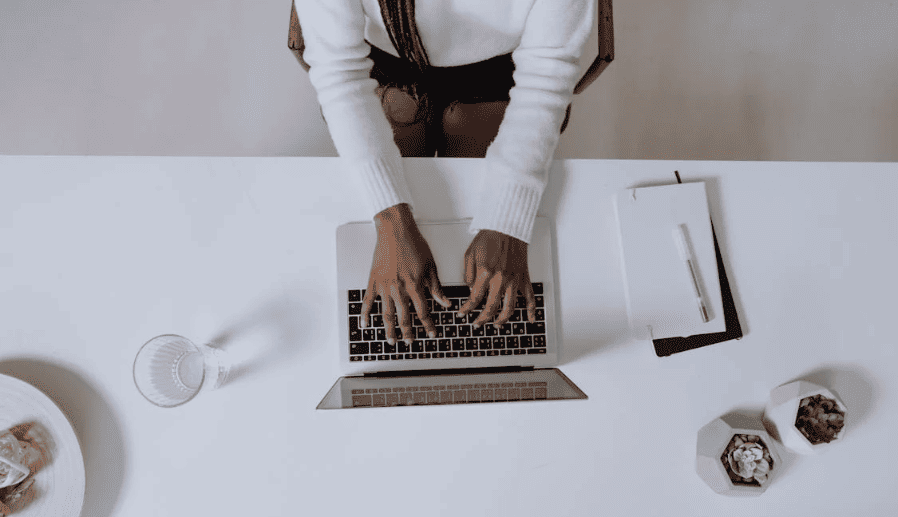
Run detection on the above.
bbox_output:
[614,182,725,340]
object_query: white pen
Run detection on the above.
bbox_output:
[673,224,710,323]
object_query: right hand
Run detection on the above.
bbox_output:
[360,204,451,345]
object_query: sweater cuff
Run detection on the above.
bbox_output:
[349,154,415,218]
[468,172,545,244]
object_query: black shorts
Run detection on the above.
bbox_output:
[367,45,516,123]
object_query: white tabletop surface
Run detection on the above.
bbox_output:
[1,156,896,517]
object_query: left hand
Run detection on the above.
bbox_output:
[457,230,537,327]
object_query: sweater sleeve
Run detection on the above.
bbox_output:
[294,0,414,218]
[468,0,595,244]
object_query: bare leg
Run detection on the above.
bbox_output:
[439,100,510,158]
[377,86,435,157]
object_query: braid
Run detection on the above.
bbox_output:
[378,0,430,74]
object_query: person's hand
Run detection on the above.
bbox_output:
[457,229,537,327]
[360,204,451,345]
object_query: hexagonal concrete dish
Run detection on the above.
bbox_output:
[763,380,847,455]
[696,413,782,496]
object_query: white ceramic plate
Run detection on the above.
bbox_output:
[0,374,85,517]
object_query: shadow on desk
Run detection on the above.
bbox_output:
[0,358,126,517]
[205,290,308,387]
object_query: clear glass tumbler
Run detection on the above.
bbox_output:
[133,334,230,407]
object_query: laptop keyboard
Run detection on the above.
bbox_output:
[350,381,549,407]
[347,283,547,362]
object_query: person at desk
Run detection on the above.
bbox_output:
[295,0,594,345]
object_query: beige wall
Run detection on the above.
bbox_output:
[1,0,896,161]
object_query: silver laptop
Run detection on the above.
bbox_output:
[317,216,587,409]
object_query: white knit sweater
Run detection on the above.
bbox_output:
[296,0,595,243]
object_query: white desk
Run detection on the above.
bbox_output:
[1,156,896,517]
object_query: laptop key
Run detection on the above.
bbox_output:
[350,356,362,362]
[472,325,485,337]
[452,338,465,351]
[442,285,470,298]
[533,336,546,347]
[526,322,546,335]
[350,343,369,355]
[485,324,498,336]
[405,353,417,359]
[349,290,362,302]
[371,315,384,327]
[362,329,376,341]
[465,338,479,350]
[534,295,544,307]
[460,351,472,357]
[350,329,362,342]
[349,302,362,315]
[419,353,431,359]
[506,336,518,348]
[520,336,533,348]
[454,312,468,325]
[438,339,451,351]
[391,354,403,360]
[416,327,428,339]
[532,282,543,295]
[492,337,505,349]
[512,323,526,335]
[499,324,513,336]
[377,355,389,361]
[443,326,457,338]
[487,350,499,356]
[363,355,376,361]
[447,352,459,358]
[398,342,410,353]
[473,351,485,357]
[513,349,526,355]
[377,328,386,341]
[384,342,396,354]
[534,308,545,321]
[411,341,424,353]
[500,350,513,355]
[425,340,437,352]
[370,342,383,354]
[528,348,547,354]
[458,325,471,337]
[440,313,454,325]
[479,337,492,350]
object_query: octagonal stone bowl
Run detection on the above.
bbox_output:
[763,380,847,455]
[696,413,782,496]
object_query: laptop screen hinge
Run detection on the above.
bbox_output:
[363,365,536,378]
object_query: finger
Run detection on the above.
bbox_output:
[464,249,476,288]
[409,282,436,339]
[459,269,489,316]
[492,283,516,326]
[524,279,537,323]
[429,269,451,308]
[473,277,503,328]
[391,283,414,344]
[381,287,398,344]
[360,279,376,329]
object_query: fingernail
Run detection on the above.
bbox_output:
[387,338,395,345]
[428,331,435,339]
[404,338,413,346]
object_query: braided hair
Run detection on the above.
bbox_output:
[378,0,430,74]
